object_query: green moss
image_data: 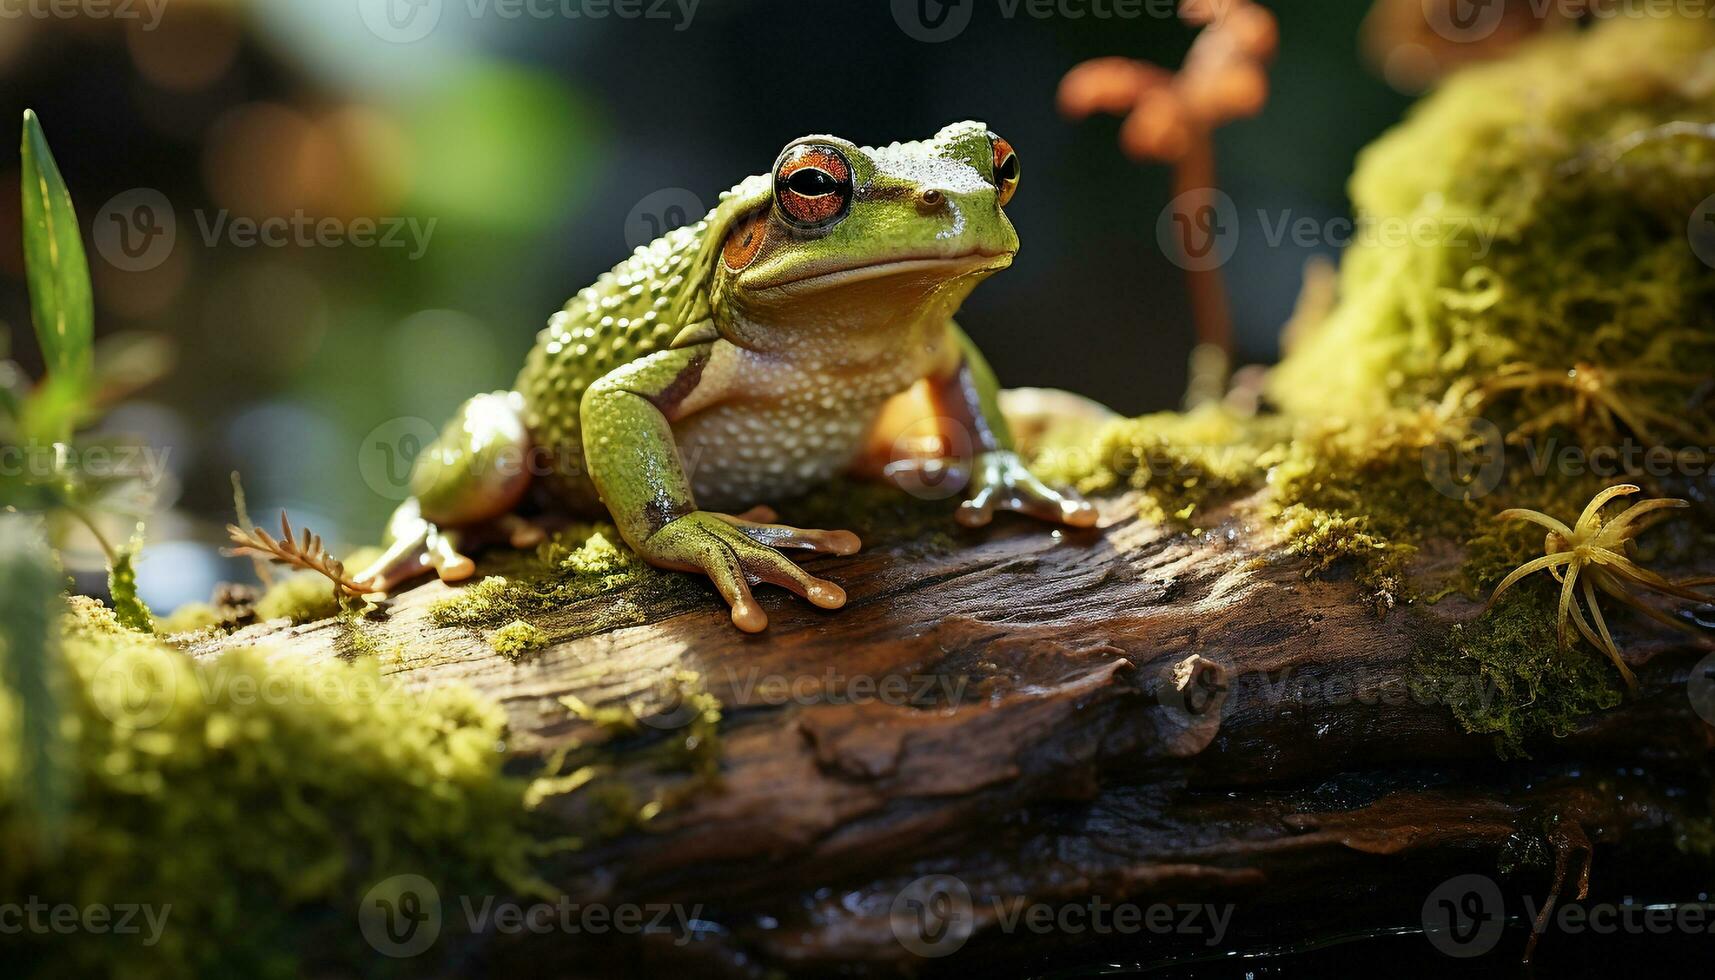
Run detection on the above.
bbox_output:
[155,602,222,635]
[2,598,546,977]
[1030,405,1276,525]
[1270,13,1715,433]
[488,619,548,661]
[428,523,664,631]
[254,572,342,624]
[1416,587,1625,759]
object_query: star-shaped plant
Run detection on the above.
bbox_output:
[1482,361,1714,446]
[1488,484,1711,691]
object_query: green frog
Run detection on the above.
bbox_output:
[359,121,1095,631]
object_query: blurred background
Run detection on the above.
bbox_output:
[0,0,1419,611]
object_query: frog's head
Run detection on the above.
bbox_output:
[699,121,1021,353]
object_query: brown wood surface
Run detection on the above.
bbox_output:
[191,492,1715,976]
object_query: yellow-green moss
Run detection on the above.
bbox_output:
[253,572,342,624]
[1030,404,1278,525]
[488,619,548,660]
[1271,13,1715,432]
[1,598,545,977]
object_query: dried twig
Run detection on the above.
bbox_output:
[226,511,371,599]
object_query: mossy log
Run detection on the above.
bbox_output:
[188,491,1715,976]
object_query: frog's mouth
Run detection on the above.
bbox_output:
[750,249,1015,293]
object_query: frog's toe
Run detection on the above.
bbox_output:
[427,530,477,584]
[643,512,852,632]
[712,511,862,556]
[960,451,1099,529]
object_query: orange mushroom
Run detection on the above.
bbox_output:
[1059,0,1278,363]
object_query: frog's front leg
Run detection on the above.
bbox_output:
[874,322,1098,529]
[583,342,859,633]
[356,391,537,591]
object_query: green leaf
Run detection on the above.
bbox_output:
[0,513,70,850]
[108,525,155,633]
[19,109,95,411]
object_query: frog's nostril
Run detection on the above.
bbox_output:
[916,189,945,212]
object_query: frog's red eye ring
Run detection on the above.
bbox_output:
[722,209,768,271]
[774,144,853,228]
[991,136,1020,207]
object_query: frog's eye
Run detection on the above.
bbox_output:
[991,136,1020,207]
[774,144,853,229]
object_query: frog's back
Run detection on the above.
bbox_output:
[513,216,712,506]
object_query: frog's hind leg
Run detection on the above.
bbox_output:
[356,391,534,591]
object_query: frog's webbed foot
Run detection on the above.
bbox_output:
[354,499,479,592]
[953,450,1098,529]
[639,510,860,633]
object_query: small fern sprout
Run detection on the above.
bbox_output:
[226,511,372,604]
[1487,484,1712,691]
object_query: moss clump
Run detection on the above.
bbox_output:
[488,619,548,660]
[1270,13,1715,432]
[1416,589,1625,758]
[155,601,223,635]
[253,572,342,624]
[1,598,545,977]
[1031,404,1278,525]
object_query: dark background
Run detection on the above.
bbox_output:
[0,0,1411,609]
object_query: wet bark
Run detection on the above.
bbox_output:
[194,492,1715,976]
